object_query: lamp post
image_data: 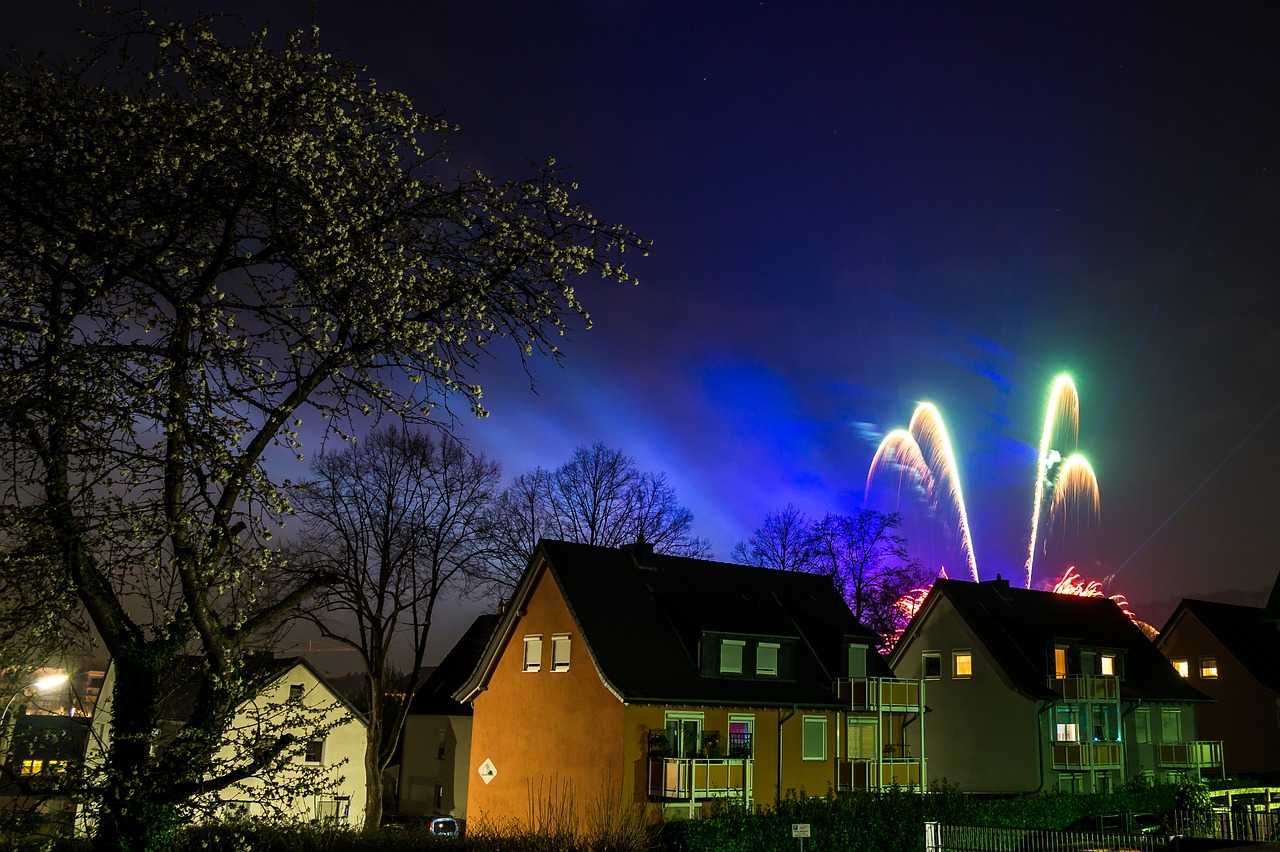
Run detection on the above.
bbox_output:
[0,673,69,768]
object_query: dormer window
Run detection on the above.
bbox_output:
[1100,654,1116,676]
[848,644,868,679]
[1054,647,1068,678]
[756,642,780,677]
[719,639,745,674]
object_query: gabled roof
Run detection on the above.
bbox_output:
[409,613,501,716]
[1157,597,1280,695]
[892,577,1207,703]
[456,539,889,709]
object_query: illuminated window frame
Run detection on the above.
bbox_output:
[1100,654,1116,676]
[953,650,973,679]
[1170,658,1189,678]
[1054,647,1069,678]
[1199,656,1218,679]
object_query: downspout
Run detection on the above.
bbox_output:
[777,707,796,806]
[1033,699,1052,794]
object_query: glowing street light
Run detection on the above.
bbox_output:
[0,672,70,766]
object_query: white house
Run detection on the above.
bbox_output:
[81,655,367,832]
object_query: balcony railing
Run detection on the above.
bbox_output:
[836,756,924,791]
[835,677,924,711]
[647,757,752,800]
[1159,741,1224,770]
[1051,741,1122,769]
[1051,675,1119,702]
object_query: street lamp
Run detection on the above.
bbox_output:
[1,673,70,767]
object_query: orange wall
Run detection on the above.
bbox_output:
[1160,613,1280,775]
[467,565,627,828]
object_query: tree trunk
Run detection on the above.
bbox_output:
[362,679,384,832]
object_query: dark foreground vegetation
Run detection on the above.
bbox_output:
[0,780,1208,852]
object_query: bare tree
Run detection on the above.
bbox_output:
[289,427,500,829]
[480,443,710,599]
[812,510,929,647]
[731,504,820,572]
[735,507,927,648]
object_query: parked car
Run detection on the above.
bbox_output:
[427,816,459,838]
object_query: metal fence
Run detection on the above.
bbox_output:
[924,821,1170,852]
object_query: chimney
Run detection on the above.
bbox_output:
[622,537,657,570]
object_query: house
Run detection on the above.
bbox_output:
[82,655,367,830]
[1155,574,1280,776]
[396,612,500,822]
[890,576,1219,794]
[454,539,926,826]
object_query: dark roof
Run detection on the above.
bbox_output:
[151,654,360,723]
[1164,598,1280,695]
[901,578,1207,703]
[460,539,889,710]
[409,613,501,716]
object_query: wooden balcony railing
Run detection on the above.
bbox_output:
[646,757,752,800]
[1050,741,1122,769]
[834,677,924,711]
[1159,741,1224,770]
[1051,675,1119,701]
[836,757,923,791]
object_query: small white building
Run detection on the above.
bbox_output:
[82,655,367,832]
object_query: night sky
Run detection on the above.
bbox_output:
[11,2,1280,656]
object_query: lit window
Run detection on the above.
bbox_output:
[953,651,972,678]
[757,642,780,677]
[728,714,754,758]
[305,739,324,764]
[552,633,571,672]
[1100,654,1115,676]
[801,716,827,761]
[720,639,745,674]
[523,635,542,672]
[19,760,42,776]
[1171,658,1189,678]
[922,652,941,679]
[1054,704,1082,742]
[847,718,876,759]
[1199,657,1218,679]
[1054,647,1068,678]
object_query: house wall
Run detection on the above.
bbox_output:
[892,596,1043,793]
[1159,613,1280,775]
[398,713,473,818]
[466,565,626,828]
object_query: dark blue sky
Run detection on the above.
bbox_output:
[12,2,1280,650]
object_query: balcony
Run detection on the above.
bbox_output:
[835,677,924,711]
[646,757,753,800]
[836,754,924,791]
[1159,741,1224,771]
[1051,741,1122,770]
[1051,675,1119,702]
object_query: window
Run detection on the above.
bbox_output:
[523,635,542,672]
[1100,654,1116,676]
[315,796,349,821]
[1171,658,1189,678]
[436,728,446,760]
[1161,708,1182,743]
[847,717,877,760]
[19,760,41,776]
[1054,647,1068,678]
[756,642,780,677]
[1054,704,1082,742]
[1058,772,1085,793]
[922,652,941,679]
[848,644,868,679]
[552,633,571,672]
[801,716,827,761]
[953,650,972,679]
[720,639,745,674]
[728,714,754,758]
[1135,708,1151,744]
[434,783,444,810]
[1199,656,1218,679]
[289,683,304,702]
[305,738,324,764]
[665,712,703,759]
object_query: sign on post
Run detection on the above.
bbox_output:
[792,822,811,851]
